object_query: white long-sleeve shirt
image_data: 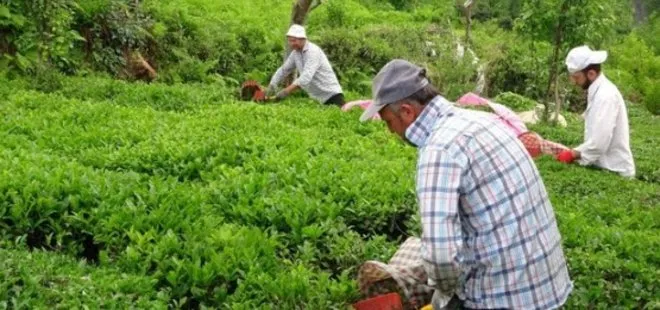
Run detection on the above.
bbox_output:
[269,41,342,104]
[575,74,635,177]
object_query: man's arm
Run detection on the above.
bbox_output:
[416,146,465,294]
[574,97,618,165]
[275,48,322,99]
[291,48,322,89]
[269,53,296,88]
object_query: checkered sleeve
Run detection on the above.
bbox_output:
[416,145,466,294]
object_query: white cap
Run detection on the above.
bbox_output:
[286,24,307,39]
[565,45,608,74]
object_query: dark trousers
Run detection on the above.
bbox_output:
[324,93,345,106]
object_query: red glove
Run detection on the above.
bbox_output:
[556,150,575,163]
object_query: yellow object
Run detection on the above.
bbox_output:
[420,305,433,310]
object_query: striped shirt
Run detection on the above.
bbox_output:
[269,41,343,104]
[406,96,573,309]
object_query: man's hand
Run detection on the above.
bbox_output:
[266,84,277,97]
[275,89,289,101]
[556,150,577,163]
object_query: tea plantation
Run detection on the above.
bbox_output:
[1,0,659,308]
[0,77,658,309]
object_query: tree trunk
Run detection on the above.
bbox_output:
[632,0,647,24]
[554,75,561,124]
[545,0,569,123]
[464,0,474,49]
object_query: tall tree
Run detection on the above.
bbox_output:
[515,0,617,122]
[464,0,475,48]
[633,0,648,23]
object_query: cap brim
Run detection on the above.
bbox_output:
[589,51,608,64]
[359,101,384,122]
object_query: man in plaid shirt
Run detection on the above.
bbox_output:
[360,59,573,309]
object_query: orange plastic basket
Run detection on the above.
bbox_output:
[353,293,404,310]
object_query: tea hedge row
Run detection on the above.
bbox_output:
[0,90,410,307]
[0,247,169,309]
[0,82,658,308]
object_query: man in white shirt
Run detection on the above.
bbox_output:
[557,46,636,178]
[266,24,345,106]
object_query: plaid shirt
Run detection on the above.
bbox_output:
[406,96,573,309]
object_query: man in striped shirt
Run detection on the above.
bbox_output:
[267,24,345,106]
[360,59,573,309]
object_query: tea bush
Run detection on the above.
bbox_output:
[0,76,658,308]
[493,91,539,111]
[645,82,660,115]
[1,1,659,308]
[0,247,169,308]
[608,32,660,103]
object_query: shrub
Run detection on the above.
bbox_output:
[29,66,65,93]
[493,91,538,111]
[645,81,660,115]
[608,33,659,103]
[316,23,480,97]
[0,247,169,308]
[635,13,660,55]
[1,76,659,308]
[486,41,552,100]
[75,0,154,76]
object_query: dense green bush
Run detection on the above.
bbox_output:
[2,0,655,102]
[0,0,82,74]
[493,91,538,111]
[644,82,660,115]
[1,76,659,308]
[314,22,480,97]
[315,25,425,93]
[0,247,169,308]
[0,84,416,307]
[486,41,552,100]
[1,2,659,307]
[141,0,289,84]
[608,32,660,103]
[74,0,154,76]
[635,13,660,55]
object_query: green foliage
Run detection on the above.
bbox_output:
[608,32,660,103]
[0,0,83,74]
[0,2,658,307]
[0,247,170,308]
[29,66,65,93]
[0,77,416,307]
[513,0,619,107]
[75,0,153,75]
[635,13,660,55]
[486,41,552,99]
[141,0,289,84]
[470,0,524,29]
[493,91,539,111]
[315,25,425,93]
[644,82,660,115]
[316,22,481,97]
[1,75,658,308]
[516,0,618,47]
